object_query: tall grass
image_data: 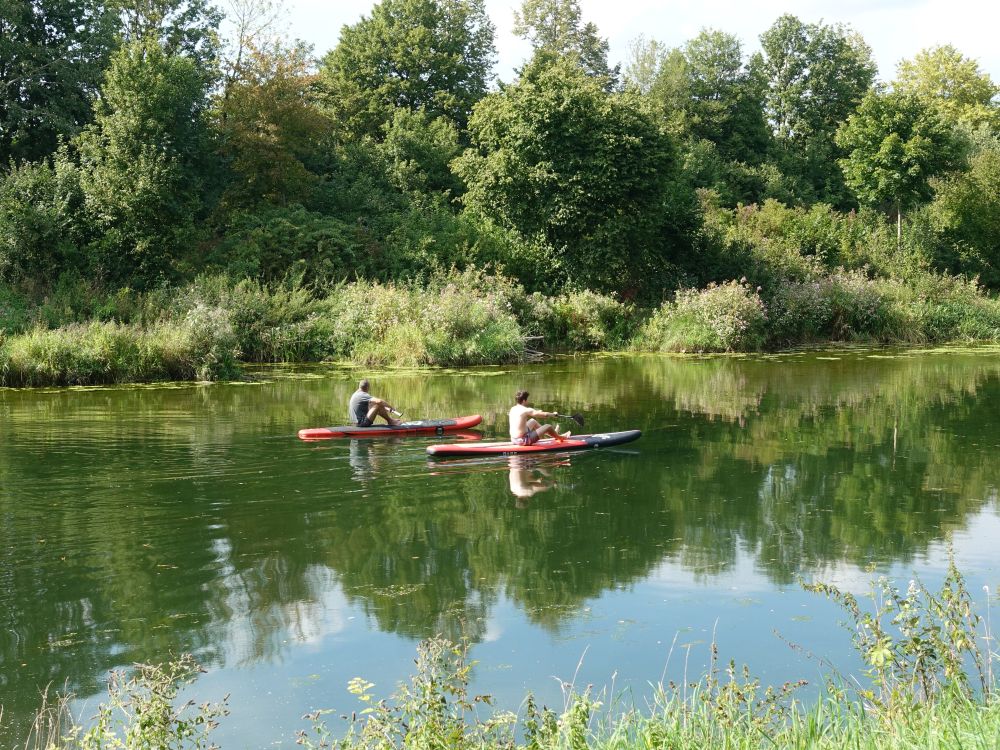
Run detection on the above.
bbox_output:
[3,266,1000,385]
[0,272,639,384]
[635,271,1000,354]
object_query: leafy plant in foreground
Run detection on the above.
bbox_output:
[804,550,994,715]
[27,655,228,750]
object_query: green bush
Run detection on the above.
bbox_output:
[208,205,365,283]
[636,280,768,353]
[515,289,638,351]
[0,156,87,284]
[765,270,1000,347]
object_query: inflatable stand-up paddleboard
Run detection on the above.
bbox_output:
[427,429,641,457]
[299,415,482,440]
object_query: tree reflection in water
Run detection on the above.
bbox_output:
[4,350,1000,743]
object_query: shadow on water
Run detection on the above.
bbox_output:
[2,350,1000,743]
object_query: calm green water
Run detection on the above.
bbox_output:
[2,350,999,746]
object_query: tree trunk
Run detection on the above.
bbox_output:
[897,204,902,250]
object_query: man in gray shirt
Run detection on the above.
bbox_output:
[348,379,401,427]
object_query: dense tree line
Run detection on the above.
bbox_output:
[2,0,1000,305]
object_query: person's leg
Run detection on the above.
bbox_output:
[536,423,571,440]
[367,402,401,426]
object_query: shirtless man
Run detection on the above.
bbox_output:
[508,390,569,445]
[348,379,401,427]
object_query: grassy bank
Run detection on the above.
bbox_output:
[2,268,1000,386]
[20,560,999,749]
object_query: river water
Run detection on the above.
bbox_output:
[1,349,999,746]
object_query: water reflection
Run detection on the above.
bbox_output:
[348,438,388,482]
[507,456,564,506]
[426,453,569,505]
[2,351,1000,744]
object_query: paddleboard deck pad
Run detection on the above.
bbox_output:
[299,414,482,440]
[426,429,641,457]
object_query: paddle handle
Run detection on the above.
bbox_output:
[554,412,585,426]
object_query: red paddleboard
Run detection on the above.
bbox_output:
[427,430,641,457]
[298,415,482,440]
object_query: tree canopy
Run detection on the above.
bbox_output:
[0,0,118,164]
[455,52,695,297]
[836,89,963,229]
[759,14,877,205]
[894,45,1000,131]
[319,0,496,139]
[512,0,617,84]
[4,0,1000,307]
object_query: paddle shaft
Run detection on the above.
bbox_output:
[553,412,585,426]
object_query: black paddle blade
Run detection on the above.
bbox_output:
[556,412,585,427]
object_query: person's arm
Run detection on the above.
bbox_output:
[528,408,554,419]
[370,396,393,409]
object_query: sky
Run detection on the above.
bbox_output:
[275,0,1000,86]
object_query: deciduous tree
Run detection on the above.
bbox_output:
[215,41,332,208]
[512,0,617,85]
[759,14,876,206]
[319,0,495,140]
[455,53,696,297]
[109,0,223,73]
[0,0,117,165]
[836,90,962,243]
[894,45,999,131]
[76,40,216,285]
[922,131,1000,287]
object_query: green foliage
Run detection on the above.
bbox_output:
[635,280,768,353]
[111,0,223,75]
[214,40,332,209]
[329,271,525,366]
[319,0,496,139]
[836,90,963,219]
[697,197,938,287]
[679,30,771,167]
[514,289,638,351]
[895,45,1000,131]
[766,271,1000,347]
[921,132,1000,288]
[512,0,617,85]
[380,109,463,196]
[457,52,697,298]
[805,550,991,713]
[758,14,877,206]
[622,34,667,95]
[0,0,118,164]
[76,40,216,287]
[31,655,228,750]
[0,315,239,386]
[209,204,365,283]
[0,153,87,282]
[298,638,517,750]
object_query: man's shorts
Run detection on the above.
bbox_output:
[356,417,374,427]
[514,429,539,445]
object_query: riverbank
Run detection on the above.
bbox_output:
[24,564,999,750]
[3,269,1000,386]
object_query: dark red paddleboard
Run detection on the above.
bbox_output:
[426,429,641,457]
[298,415,482,440]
